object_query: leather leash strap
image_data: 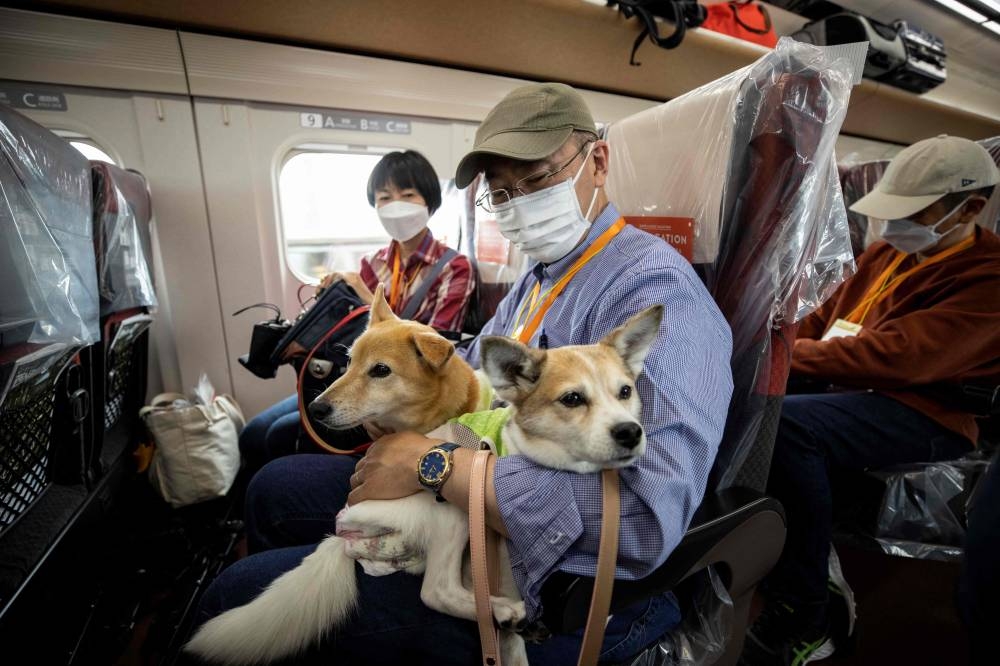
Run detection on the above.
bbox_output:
[469,450,621,666]
[470,450,501,665]
[577,468,621,666]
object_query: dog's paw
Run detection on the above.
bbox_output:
[491,598,526,629]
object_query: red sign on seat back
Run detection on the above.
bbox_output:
[624,216,695,262]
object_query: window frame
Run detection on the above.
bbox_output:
[276,143,402,284]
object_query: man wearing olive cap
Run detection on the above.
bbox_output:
[743,136,1000,666]
[193,83,734,665]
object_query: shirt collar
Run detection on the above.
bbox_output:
[532,202,621,282]
[390,230,437,266]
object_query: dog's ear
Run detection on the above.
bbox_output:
[480,336,546,402]
[412,331,455,371]
[369,284,397,326]
[601,305,663,377]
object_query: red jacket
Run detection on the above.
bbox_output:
[792,225,1000,443]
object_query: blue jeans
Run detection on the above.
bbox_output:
[195,454,681,664]
[765,391,971,610]
[238,395,301,476]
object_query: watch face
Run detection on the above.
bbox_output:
[420,450,448,484]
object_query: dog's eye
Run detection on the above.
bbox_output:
[558,392,586,408]
[618,385,632,400]
[367,363,392,378]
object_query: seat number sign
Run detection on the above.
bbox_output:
[300,111,411,134]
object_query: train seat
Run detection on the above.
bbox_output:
[839,159,890,257]
[541,38,861,664]
[980,136,1000,233]
[89,161,157,479]
[0,105,99,611]
[458,175,526,335]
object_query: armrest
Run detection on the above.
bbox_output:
[540,487,786,634]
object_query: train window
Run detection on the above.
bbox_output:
[69,140,115,164]
[51,130,117,164]
[279,147,463,283]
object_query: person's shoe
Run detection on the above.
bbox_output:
[827,546,858,655]
[739,601,834,666]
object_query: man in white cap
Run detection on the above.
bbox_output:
[742,136,1000,666]
[194,82,734,665]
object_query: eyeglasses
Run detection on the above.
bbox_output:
[476,141,593,212]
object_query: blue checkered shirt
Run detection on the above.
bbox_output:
[460,202,733,621]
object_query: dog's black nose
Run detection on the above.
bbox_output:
[308,400,332,420]
[611,422,643,449]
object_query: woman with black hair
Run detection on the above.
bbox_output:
[240,150,474,473]
[321,149,475,331]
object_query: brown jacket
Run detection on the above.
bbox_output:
[792,225,1000,443]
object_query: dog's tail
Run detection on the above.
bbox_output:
[185,535,357,664]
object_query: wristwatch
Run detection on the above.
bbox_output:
[417,442,461,500]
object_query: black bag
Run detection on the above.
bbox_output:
[271,281,372,454]
[608,0,708,65]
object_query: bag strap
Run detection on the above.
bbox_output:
[399,248,459,321]
[297,305,373,454]
[729,1,772,35]
[470,450,501,665]
[470,454,621,666]
[215,394,246,432]
[615,1,705,65]
[139,392,189,418]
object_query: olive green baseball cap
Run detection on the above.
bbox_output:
[455,82,598,188]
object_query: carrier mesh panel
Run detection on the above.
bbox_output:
[104,341,137,430]
[0,350,73,537]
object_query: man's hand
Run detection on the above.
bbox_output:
[348,432,445,505]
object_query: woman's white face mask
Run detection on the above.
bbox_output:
[880,197,971,254]
[493,144,598,264]
[377,200,430,242]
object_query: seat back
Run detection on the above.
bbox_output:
[459,174,525,334]
[838,160,889,257]
[607,38,861,492]
[90,162,157,318]
[0,105,97,541]
[88,162,156,477]
[979,136,1000,233]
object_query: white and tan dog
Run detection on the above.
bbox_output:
[186,286,663,665]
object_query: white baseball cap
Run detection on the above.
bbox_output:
[850,135,1000,220]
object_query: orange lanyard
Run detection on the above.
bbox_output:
[510,218,627,344]
[845,234,976,325]
[389,244,404,310]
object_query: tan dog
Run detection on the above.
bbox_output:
[307,283,481,436]
[186,288,663,665]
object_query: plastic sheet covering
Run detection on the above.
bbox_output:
[838,159,889,256]
[91,162,158,315]
[866,454,993,562]
[608,38,861,490]
[0,104,99,345]
[607,38,858,325]
[627,566,733,666]
[979,136,1000,233]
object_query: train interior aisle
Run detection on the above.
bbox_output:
[1,1,999,665]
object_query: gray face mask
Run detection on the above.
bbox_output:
[881,197,970,254]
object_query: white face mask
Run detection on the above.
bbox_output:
[377,201,430,242]
[493,144,599,264]
[881,197,970,254]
